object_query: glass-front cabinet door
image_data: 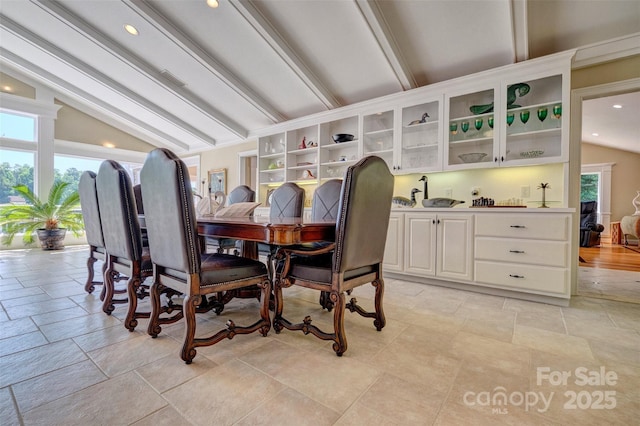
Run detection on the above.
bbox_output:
[445,86,497,169]
[400,99,441,172]
[362,109,394,171]
[502,74,565,164]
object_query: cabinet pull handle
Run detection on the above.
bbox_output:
[509,250,525,253]
[510,225,526,228]
[501,156,504,162]
[509,274,524,279]
[494,157,498,162]
[432,219,436,224]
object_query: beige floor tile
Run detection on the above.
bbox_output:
[516,310,566,334]
[449,332,531,376]
[4,297,77,320]
[39,280,86,298]
[136,353,217,393]
[88,333,180,377]
[564,316,640,350]
[21,371,166,425]
[0,339,87,387]
[31,305,89,326]
[0,286,44,301]
[162,359,285,425]
[434,398,559,426]
[356,372,445,424]
[0,387,20,426]
[589,339,640,367]
[39,311,121,342]
[513,325,595,360]
[460,310,516,343]
[236,387,340,426]
[335,402,400,425]
[131,406,193,426]
[240,340,383,413]
[0,330,48,357]
[72,323,144,352]
[0,292,53,309]
[0,316,38,339]
[12,359,106,412]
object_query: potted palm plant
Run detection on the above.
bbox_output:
[0,182,84,250]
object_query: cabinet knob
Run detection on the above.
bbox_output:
[509,225,526,228]
[494,157,498,162]
[509,274,525,279]
[509,250,525,254]
[501,156,504,162]
[432,219,436,224]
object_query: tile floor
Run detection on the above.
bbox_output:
[1,246,638,425]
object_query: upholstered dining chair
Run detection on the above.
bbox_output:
[96,160,152,331]
[273,156,393,356]
[78,171,107,295]
[259,182,305,275]
[310,179,342,311]
[210,185,256,255]
[140,148,271,364]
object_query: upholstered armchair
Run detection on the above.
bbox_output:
[580,201,604,247]
[273,156,394,356]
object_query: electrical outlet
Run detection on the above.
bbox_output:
[471,187,480,196]
[444,188,453,198]
[521,185,530,198]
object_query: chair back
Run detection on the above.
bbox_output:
[269,182,305,219]
[333,156,393,273]
[140,148,200,274]
[580,200,598,228]
[78,171,105,248]
[133,184,145,214]
[227,185,255,205]
[96,160,143,261]
[312,179,342,221]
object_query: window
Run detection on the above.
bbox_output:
[53,154,142,196]
[580,173,599,202]
[0,148,35,204]
[0,111,36,142]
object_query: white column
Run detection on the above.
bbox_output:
[35,88,57,199]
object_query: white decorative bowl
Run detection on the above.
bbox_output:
[458,152,487,163]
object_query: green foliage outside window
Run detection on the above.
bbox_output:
[581,173,599,202]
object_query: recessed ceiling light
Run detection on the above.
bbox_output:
[124,24,139,36]
[612,104,622,109]
[206,0,219,8]
[592,133,599,137]
[103,142,115,148]
[2,85,12,92]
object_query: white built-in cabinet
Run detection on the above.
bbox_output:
[256,52,572,204]
[384,212,473,282]
[384,209,572,301]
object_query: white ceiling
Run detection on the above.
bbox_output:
[1,0,639,154]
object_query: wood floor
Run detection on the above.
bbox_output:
[579,242,640,272]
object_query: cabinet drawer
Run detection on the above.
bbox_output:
[475,261,568,295]
[475,214,569,240]
[475,237,568,267]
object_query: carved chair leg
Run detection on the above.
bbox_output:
[124,275,140,332]
[373,277,386,331]
[332,291,347,357]
[181,294,200,364]
[85,255,97,293]
[273,278,284,333]
[259,278,272,336]
[147,280,163,338]
[102,264,115,315]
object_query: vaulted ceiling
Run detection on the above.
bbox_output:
[1,0,639,154]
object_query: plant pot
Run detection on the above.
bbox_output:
[36,228,67,250]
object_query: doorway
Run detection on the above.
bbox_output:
[237,150,257,190]
[575,79,640,303]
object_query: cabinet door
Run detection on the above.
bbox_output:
[445,86,498,169]
[404,213,437,276]
[436,214,474,281]
[383,212,404,272]
[502,73,567,164]
[400,99,442,173]
[363,109,395,171]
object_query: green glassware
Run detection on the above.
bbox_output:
[520,110,530,124]
[450,122,458,135]
[537,107,548,122]
[553,104,562,119]
[461,121,469,133]
[488,116,494,129]
[474,118,483,131]
[506,113,514,126]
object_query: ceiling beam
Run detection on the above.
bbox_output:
[509,0,529,62]
[31,0,247,141]
[0,16,210,151]
[230,0,340,110]
[127,0,286,124]
[355,0,416,91]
